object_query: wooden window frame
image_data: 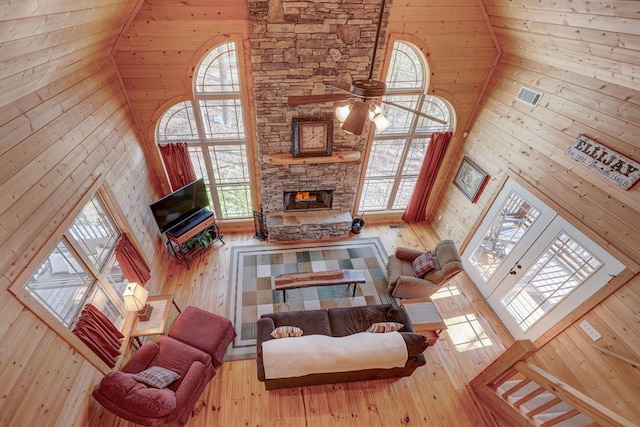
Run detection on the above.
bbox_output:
[8,177,136,374]
[358,39,453,213]
[156,39,256,220]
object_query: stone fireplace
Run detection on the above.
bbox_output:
[284,190,333,211]
[248,0,390,241]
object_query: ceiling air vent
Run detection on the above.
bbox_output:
[516,86,543,107]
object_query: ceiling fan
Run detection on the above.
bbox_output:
[286,0,447,135]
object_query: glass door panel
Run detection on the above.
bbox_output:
[463,179,555,298]
[488,216,624,340]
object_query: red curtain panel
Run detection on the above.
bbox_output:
[115,233,151,285]
[159,142,197,191]
[403,132,452,223]
[72,304,124,368]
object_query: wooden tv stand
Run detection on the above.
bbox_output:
[165,215,224,269]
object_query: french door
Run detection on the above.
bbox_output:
[463,179,625,340]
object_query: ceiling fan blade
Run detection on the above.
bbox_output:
[381,100,448,125]
[327,81,352,93]
[341,101,370,135]
[287,93,351,106]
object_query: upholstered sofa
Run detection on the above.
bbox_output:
[92,306,236,426]
[256,304,428,390]
[387,240,463,299]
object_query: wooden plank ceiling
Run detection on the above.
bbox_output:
[2,0,638,125]
[485,0,639,92]
[0,0,139,109]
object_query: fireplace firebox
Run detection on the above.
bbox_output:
[283,190,333,211]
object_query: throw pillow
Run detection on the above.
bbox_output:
[271,326,303,338]
[366,321,404,333]
[132,366,181,389]
[412,251,435,277]
[400,332,429,357]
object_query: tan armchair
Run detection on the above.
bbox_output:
[387,240,463,299]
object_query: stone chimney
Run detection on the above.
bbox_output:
[248,0,390,240]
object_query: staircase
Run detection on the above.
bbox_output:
[497,379,596,426]
[469,341,636,427]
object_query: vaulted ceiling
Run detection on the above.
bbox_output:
[1,1,638,116]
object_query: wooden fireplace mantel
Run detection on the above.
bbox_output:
[262,151,360,167]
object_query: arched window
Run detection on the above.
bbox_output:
[157,42,252,219]
[358,41,453,212]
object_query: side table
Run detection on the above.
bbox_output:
[400,297,447,346]
[131,294,182,347]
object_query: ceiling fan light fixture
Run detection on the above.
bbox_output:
[341,101,369,135]
[335,104,352,123]
[368,104,383,121]
[373,113,392,133]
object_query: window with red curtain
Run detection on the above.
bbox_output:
[155,41,253,219]
[23,194,128,329]
[358,40,453,213]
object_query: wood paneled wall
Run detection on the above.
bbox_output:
[113,0,251,148]
[1,0,639,424]
[433,0,640,422]
[0,0,136,108]
[387,0,499,215]
[0,2,169,423]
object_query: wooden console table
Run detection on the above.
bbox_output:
[274,269,366,302]
[165,216,224,269]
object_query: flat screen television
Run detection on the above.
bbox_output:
[149,179,210,233]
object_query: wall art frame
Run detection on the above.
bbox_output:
[453,156,489,203]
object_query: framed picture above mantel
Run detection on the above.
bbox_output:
[292,116,333,158]
[453,156,489,203]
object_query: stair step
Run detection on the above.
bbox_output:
[513,392,573,414]
[533,411,595,427]
[497,379,540,399]
[497,380,596,426]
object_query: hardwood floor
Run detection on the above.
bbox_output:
[87,224,514,426]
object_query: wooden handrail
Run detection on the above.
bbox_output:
[592,344,639,368]
[470,340,636,427]
[470,340,537,389]
[515,362,636,427]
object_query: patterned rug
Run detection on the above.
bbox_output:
[224,237,395,360]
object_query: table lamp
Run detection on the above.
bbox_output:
[123,282,152,321]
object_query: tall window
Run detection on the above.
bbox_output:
[359,41,453,212]
[24,195,127,329]
[157,42,253,219]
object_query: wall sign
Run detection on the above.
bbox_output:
[565,134,640,190]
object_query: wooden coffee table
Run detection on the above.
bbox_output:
[400,297,447,346]
[274,269,366,303]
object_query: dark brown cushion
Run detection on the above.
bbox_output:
[262,309,332,336]
[328,304,392,336]
[401,332,429,357]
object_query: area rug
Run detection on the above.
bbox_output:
[225,237,394,360]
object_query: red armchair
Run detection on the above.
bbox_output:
[92,306,236,426]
